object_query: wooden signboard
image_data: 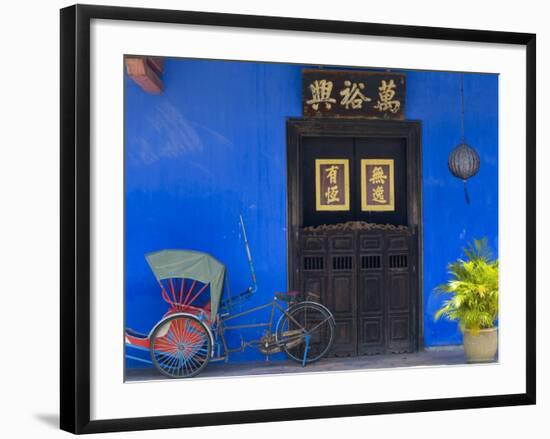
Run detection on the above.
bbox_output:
[361,159,395,211]
[315,159,350,211]
[302,70,405,119]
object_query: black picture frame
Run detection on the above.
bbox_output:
[60,4,536,434]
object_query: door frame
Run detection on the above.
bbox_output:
[286,117,424,349]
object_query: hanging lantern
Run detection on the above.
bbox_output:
[448,143,480,204]
[448,74,481,204]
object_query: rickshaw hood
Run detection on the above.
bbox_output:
[145,249,226,320]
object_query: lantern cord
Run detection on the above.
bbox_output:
[463,180,470,205]
[460,74,465,145]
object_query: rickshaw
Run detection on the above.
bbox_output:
[125,217,335,378]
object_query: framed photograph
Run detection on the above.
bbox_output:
[60,4,536,434]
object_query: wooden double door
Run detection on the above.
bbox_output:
[287,118,422,356]
[300,229,418,356]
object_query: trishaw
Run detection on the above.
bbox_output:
[125,217,335,378]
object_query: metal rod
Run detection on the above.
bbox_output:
[169,278,177,303]
[240,214,257,292]
[187,282,209,307]
[307,315,333,335]
[179,277,184,303]
[161,288,172,305]
[221,300,274,321]
[223,323,271,330]
[268,297,277,327]
[183,279,196,306]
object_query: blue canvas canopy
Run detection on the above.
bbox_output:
[145,249,226,319]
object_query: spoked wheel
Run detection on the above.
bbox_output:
[275,302,335,364]
[149,314,212,378]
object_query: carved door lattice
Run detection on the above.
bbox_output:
[299,229,417,357]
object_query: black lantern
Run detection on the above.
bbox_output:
[448,74,480,204]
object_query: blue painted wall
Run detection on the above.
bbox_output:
[125,58,498,365]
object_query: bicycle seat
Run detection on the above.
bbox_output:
[275,291,300,302]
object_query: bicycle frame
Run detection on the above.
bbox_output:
[211,295,295,361]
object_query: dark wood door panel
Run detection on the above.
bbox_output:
[387,234,409,251]
[330,275,355,314]
[354,137,408,225]
[331,318,357,357]
[387,313,413,353]
[358,316,385,355]
[301,136,355,227]
[359,232,384,251]
[359,273,384,314]
[302,255,325,273]
[301,235,326,252]
[330,235,355,253]
[388,273,410,312]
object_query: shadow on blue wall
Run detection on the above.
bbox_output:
[125,58,498,366]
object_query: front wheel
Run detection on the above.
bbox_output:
[150,314,212,378]
[275,302,335,364]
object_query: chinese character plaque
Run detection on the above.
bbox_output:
[361,159,395,211]
[303,70,405,119]
[315,159,350,211]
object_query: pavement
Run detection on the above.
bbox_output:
[125,345,484,382]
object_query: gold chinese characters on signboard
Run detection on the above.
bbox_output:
[361,159,395,211]
[302,70,405,119]
[315,159,350,211]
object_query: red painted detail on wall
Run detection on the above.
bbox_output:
[125,56,164,94]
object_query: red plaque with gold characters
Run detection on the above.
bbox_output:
[315,159,350,211]
[361,159,395,211]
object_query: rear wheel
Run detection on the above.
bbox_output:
[150,314,211,378]
[275,302,335,364]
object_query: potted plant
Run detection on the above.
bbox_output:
[434,238,499,363]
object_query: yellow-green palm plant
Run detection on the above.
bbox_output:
[434,238,499,334]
